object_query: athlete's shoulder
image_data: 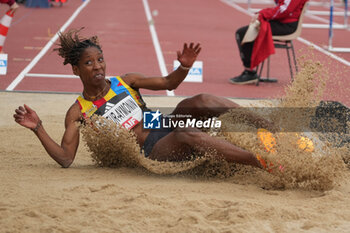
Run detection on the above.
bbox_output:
[66,102,82,122]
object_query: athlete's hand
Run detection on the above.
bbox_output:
[177,42,201,68]
[13,105,40,130]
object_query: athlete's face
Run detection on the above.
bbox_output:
[73,46,106,87]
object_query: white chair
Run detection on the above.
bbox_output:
[256,3,308,86]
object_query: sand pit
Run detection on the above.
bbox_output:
[1,90,350,232]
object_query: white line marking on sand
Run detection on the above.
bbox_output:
[6,0,91,91]
[142,0,174,96]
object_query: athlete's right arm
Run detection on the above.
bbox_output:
[13,104,82,168]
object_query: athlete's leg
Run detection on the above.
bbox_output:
[171,94,240,118]
[172,94,275,131]
[148,127,261,168]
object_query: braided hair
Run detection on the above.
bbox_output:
[54,28,102,66]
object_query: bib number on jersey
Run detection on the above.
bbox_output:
[102,95,142,130]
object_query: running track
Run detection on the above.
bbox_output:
[1,0,349,105]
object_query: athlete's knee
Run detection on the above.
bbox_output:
[173,128,203,145]
[188,94,217,109]
[176,94,213,110]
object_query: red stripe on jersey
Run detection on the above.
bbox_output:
[93,97,107,108]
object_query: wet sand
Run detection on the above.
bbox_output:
[1,91,350,232]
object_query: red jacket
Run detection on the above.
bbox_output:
[0,0,15,6]
[250,0,308,68]
[250,15,275,69]
[259,0,308,23]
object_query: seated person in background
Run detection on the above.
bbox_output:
[230,0,308,85]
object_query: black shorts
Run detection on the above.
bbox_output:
[142,128,173,157]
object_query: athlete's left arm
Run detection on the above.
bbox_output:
[122,43,201,91]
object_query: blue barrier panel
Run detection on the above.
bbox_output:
[25,0,50,8]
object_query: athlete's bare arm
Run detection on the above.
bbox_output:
[122,43,201,91]
[14,104,82,168]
